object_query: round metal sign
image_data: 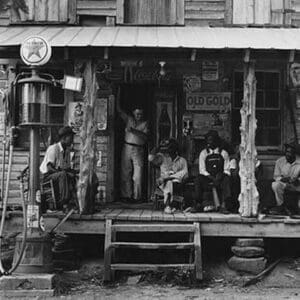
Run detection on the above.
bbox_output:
[20,36,52,66]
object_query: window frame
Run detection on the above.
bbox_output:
[232,69,283,151]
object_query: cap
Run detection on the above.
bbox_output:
[58,126,75,139]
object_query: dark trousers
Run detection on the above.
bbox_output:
[43,170,77,209]
[194,174,231,209]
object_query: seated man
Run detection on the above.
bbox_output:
[270,143,300,215]
[148,139,188,214]
[194,130,231,213]
[40,126,78,212]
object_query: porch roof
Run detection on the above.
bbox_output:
[1,26,300,50]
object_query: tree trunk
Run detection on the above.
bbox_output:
[238,62,259,217]
[77,60,98,213]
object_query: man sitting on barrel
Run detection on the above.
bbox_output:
[193,130,231,213]
[40,126,78,212]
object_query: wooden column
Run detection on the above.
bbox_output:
[77,60,98,213]
[238,61,259,217]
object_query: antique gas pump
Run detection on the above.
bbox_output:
[12,37,54,273]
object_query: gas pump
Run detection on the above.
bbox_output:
[0,37,55,275]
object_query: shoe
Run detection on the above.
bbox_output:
[203,205,215,212]
[219,207,230,214]
[164,206,172,214]
[171,207,176,213]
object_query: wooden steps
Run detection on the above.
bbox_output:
[104,220,203,282]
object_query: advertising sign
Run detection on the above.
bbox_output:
[20,36,52,66]
[186,92,231,111]
[202,61,219,81]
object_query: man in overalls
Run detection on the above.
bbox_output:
[194,130,231,213]
[117,89,149,203]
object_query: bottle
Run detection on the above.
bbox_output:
[158,104,171,143]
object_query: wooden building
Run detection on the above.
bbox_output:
[1,2,300,277]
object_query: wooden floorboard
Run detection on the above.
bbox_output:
[140,209,152,221]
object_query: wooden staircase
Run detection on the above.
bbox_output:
[104,220,202,281]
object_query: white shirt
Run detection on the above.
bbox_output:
[199,147,230,176]
[149,153,188,183]
[274,156,300,181]
[40,142,71,174]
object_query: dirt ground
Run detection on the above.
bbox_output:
[41,257,299,300]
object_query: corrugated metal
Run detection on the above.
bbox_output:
[0,26,300,50]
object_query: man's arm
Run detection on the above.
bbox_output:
[273,159,283,181]
[116,87,128,122]
[129,122,149,143]
[222,150,230,176]
[199,149,210,176]
[169,158,188,182]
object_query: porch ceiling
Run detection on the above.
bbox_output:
[0,26,300,50]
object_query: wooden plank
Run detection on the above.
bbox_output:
[255,0,271,24]
[68,0,77,24]
[126,209,143,221]
[193,222,203,280]
[139,209,152,221]
[185,10,224,19]
[104,219,112,281]
[35,0,47,21]
[185,2,225,11]
[59,0,69,22]
[105,208,124,219]
[176,0,184,25]
[173,211,188,221]
[271,0,284,24]
[151,210,164,221]
[27,0,35,21]
[78,9,116,16]
[111,263,194,271]
[112,223,196,232]
[77,0,116,9]
[284,0,292,25]
[48,0,59,21]
[110,242,194,249]
[116,209,133,221]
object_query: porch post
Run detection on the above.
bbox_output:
[238,61,259,217]
[77,59,98,213]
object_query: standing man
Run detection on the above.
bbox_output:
[194,130,231,213]
[270,143,300,215]
[117,88,149,203]
[40,126,77,211]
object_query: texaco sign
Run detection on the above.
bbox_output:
[20,36,52,66]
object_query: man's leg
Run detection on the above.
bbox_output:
[47,171,70,209]
[194,175,213,210]
[220,174,232,211]
[271,181,286,206]
[132,148,144,201]
[120,145,133,199]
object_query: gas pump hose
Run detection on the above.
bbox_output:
[0,129,28,275]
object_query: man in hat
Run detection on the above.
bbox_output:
[270,142,300,215]
[40,126,77,211]
[193,130,231,213]
[148,139,188,214]
[117,88,149,203]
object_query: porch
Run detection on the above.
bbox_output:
[5,206,300,238]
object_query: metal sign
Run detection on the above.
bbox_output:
[186,92,231,111]
[20,36,52,66]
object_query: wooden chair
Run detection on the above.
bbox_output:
[153,188,184,210]
[40,179,57,210]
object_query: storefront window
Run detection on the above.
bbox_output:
[233,71,281,148]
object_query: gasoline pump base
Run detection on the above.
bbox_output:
[0,273,55,297]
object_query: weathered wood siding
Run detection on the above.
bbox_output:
[185,0,226,26]
[77,0,117,16]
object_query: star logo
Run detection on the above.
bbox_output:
[20,36,52,66]
[25,40,44,59]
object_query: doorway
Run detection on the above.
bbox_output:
[115,83,154,201]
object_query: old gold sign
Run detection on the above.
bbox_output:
[186,92,231,111]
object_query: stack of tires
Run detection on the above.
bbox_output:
[228,238,267,274]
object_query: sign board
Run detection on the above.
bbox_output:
[186,92,231,111]
[202,61,219,81]
[183,75,201,92]
[94,98,108,130]
[20,36,52,66]
[290,63,300,87]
